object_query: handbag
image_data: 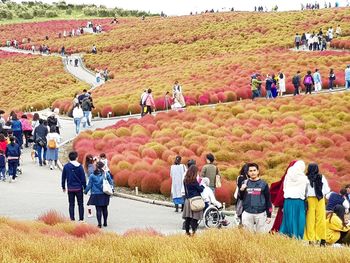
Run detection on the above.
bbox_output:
[189,196,205,212]
[215,167,222,188]
[102,173,113,196]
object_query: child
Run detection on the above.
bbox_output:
[5,136,21,182]
[99,153,110,173]
[0,150,6,181]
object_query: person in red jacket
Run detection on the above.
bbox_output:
[0,134,7,153]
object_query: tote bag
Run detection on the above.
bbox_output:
[102,173,113,196]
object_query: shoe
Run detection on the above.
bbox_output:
[87,213,93,218]
[12,179,16,183]
[103,223,107,227]
[97,225,102,228]
[221,220,230,227]
[43,161,47,165]
[50,165,53,170]
[54,166,57,169]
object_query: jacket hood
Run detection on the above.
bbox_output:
[69,161,81,167]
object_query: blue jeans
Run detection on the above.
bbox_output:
[74,118,81,134]
[13,130,23,148]
[83,111,91,127]
[37,145,47,165]
[252,90,260,100]
[346,80,350,89]
[266,90,273,99]
[8,160,18,180]
[0,167,6,180]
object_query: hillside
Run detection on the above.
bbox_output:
[43,7,350,116]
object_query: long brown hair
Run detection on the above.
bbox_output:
[184,165,198,184]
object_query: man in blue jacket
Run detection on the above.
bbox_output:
[61,151,86,221]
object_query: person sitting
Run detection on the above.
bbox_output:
[326,205,350,246]
[326,189,350,213]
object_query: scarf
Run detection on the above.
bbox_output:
[307,163,323,200]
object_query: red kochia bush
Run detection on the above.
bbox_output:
[114,170,131,187]
[141,173,162,194]
[215,186,233,205]
[38,210,68,226]
[160,178,172,197]
[128,171,147,189]
[123,228,164,237]
[70,223,100,238]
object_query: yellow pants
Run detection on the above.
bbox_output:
[304,197,326,241]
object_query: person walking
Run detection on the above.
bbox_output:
[328,69,336,91]
[33,119,48,166]
[5,136,21,182]
[325,205,350,246]
[72,104,84,135]
[20,114,33,148]
[0,149,6,181]
[313,69,322,92]
[84,161,114,228]
[278,72,286,96]
[251,75,262,100]
[345,65,350,90]
[304,70,314,94]
[84,154,96,218]
[46,126,61,170]
[235,163,249,225]
[295,33,301,50]
[61,151,86,221]
[170,156,187,212]
[47,109,61,134]
[141,88,156,117]
[31,113,40,132]
[279,160,309,239]
[201,153,219,192]
[239,163,272,233]
[81,96,93,128]
[182,165,204,236]
[292,71,301,96]
[11,114,23,148]
[265,74,274,99]
[304,163,330,246]
[172,81,186,107]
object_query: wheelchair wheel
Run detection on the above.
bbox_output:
[204,207,221,228]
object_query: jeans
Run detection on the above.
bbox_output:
[0,167,6,180]
[13,130,23,148]
[346,80,350,89]
[74,118,81,134]
[68,190,84,221]
[305,84,312,94]
[83,111,91,127]
[96,206,108,226]
[252,90,260,100]
[293,85,300,96]
[23,130,32,147]
[8,160,18,180]
[329,79,334,90]
[37,145,47,165]
[266,90,273,99]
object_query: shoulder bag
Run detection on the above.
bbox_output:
[102,173,113,196]
[185,183,205,212]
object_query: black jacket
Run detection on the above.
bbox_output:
[33,124,48,144]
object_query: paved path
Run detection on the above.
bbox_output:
[0,117,188,235]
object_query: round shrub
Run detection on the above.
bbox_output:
[215,186,233,205]
[128,171,147,189]
[141,173,162,194]
[113,103,129,116]
[114,170,130,187]
[160,178,172,197]
[141,148,158,159]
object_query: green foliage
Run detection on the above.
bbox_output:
[45,10,58,18]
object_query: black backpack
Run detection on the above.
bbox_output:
[81,98,91,111]
[292,75,299,85]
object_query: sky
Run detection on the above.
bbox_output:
[13,1,348,16]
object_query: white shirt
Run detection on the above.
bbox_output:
[283,167,309,200]
[72,107,84,119]
[201,185,222,207]
[307,176,330,197]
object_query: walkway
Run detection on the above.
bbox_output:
[0,117,185,235]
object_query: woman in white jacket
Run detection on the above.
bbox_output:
[72,104,84,135]
[279,160,309,239]
[170,156,187,212]
[200,177,222,209]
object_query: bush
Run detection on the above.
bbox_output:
[160,178,171,197]
[114,170,130,187]
[70,223,100,238]
[141,173,162,194]
[65,9,72,15]
[83,7,97,16]
[45,10,58,18]
[37,210,68,226]
[0,7,13,19]
[18,11,34,19]
[128,171,146,189]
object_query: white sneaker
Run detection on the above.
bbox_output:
[87,213,93,218]
[50,165,53,170]
[54,166,57,169]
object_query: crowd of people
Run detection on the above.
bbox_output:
[301,1,345,10]
[294,25,342,51]
[71,89,95,134]
[251,64,350,100]
[169,152,350,245]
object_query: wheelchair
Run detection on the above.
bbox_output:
[203,204,229,229]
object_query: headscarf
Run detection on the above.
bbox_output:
[284,160,308,189]
[307,163,323,200]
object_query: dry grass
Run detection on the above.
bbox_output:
[0,216,349,262]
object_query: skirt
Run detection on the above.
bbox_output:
[46,148,58,160]
[182,199,203,221]
[173,197,184,205]
[279,198,306,239]
[88,194,110,206]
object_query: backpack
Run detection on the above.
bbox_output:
[304,75,313,85]
[81,98,91,111]
[292,75,299,85]
[48,138,57,149]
